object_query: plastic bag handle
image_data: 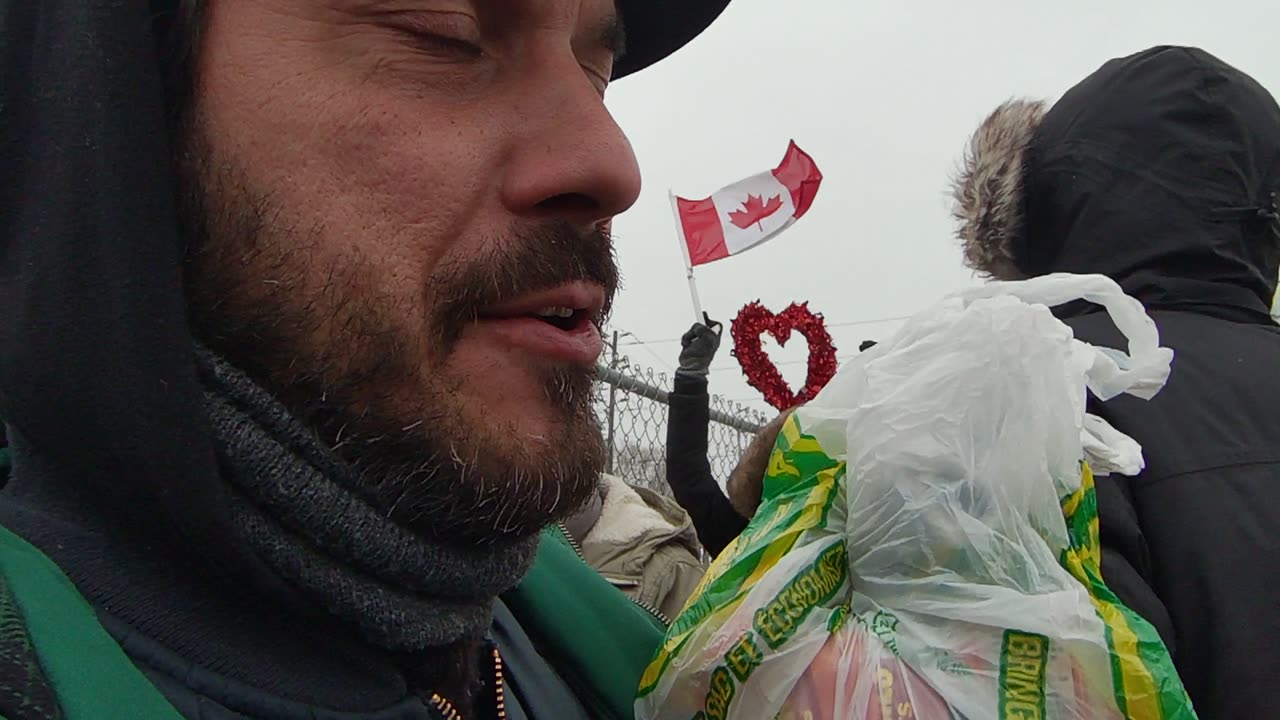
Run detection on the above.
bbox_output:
[953,273,1173,401]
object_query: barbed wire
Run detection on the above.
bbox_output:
[616,314,910,347]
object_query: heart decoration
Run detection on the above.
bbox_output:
[731,301,838,411]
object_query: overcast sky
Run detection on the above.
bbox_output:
[600,0,1280,414]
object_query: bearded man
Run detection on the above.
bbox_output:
[0,1,732,718]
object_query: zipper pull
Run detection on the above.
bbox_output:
[1257,191,1279,220]
[1209,191,1279,223]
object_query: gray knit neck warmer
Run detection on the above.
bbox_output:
[195,348,539,652]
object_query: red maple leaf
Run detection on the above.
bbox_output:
[727,193,785,230]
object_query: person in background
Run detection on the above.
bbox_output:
[950,45,1280,717]
[562,473,706,621]
[666,317,878,557]
[665,317,750,557]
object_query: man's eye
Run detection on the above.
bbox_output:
[401,29,481,58]
[407,31,483,59]
[386,13,484,59]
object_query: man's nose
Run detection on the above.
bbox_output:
[501,70,643,227]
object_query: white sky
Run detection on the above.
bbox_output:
[602,0,1280,414]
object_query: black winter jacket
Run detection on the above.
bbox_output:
[1020,47,1280,717]
[665,375,747,558]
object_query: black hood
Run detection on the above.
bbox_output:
[952,46,1280,322]
[0,1,731,575]
[0,2,258,577]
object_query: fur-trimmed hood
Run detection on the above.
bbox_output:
[951,99,1048,281]
[951,46,1280,322]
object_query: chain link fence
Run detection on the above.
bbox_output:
[592,336,770,498]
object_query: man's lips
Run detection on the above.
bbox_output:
[472,282,607,365]
[477,282,607,323]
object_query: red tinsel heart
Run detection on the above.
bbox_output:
[731,301,838,411]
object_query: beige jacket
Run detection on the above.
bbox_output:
[564,473,707,622]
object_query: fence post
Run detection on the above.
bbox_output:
[605,330,619,474]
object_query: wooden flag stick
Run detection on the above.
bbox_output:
[669,190,706,324]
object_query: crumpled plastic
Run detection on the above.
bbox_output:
[636,274,1196,720]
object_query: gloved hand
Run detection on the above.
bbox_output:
[675,313,723,379]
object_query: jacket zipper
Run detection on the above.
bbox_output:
[431,522,672,720]
[428,693,462,720]
[492,647,507,720]
[557,520,588,558]
[427,647,507,720]
[630,596,672,627]
[555,521,672,627]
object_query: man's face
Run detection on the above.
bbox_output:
[182,0,641,544]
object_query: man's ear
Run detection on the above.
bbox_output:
[950,98,1047,280]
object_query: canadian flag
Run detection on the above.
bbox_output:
[675,141,823,267]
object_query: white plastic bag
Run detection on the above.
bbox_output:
[636,274,1194,720]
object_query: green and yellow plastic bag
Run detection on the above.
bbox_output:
[636,274,1197,720]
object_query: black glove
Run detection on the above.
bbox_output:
[675,313,723,379]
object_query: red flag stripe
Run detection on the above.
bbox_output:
[676,196,728,266]
[772,140,823,219]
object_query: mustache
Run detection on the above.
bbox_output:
[433,221,620,345]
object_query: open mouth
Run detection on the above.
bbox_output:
[470,282,608,364]
[477,281,606,333]
[529,306,593,332]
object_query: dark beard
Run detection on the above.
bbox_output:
[177,111,616,546]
